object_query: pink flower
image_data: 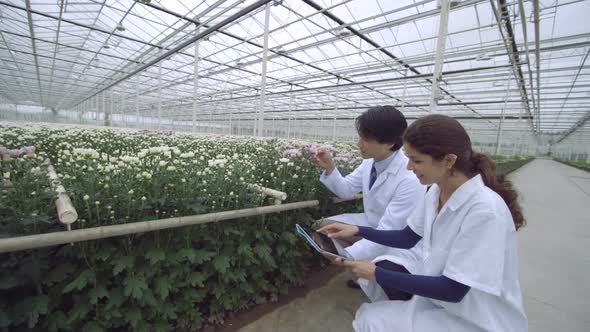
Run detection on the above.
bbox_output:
[23,146,35,156]
[320,144,333,151]
[303,143,318,154]
[284,148,301,157]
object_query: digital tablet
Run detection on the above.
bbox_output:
[295,224,350,260]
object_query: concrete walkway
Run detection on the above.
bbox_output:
[239,159,590,332]
[511,159,590,332]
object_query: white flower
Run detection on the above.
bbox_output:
[166,166,176,171]
[83,194,90,201]
[181,178,186,183]
[128,189,134,195]
[104,184,109,189]
[281,182,286,186]
[31,191,36,196]
[159,160,167,167]
[279,158,289,163]
[141,196,147,201]
[293,174,299,179]
[95,201,100,205]
[229,192,234,196]
[3,172,9,179]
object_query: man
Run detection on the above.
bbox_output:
[312,106,425,287]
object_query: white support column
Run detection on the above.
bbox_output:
[429,0,451,112]
[401,68,409,113]
[135,80,140,129]
[157,53,163,130]
[237,115,241,136]
[109,91,114,127]
[332,78,340,141]
[256,3,271,137]
[494,81,512,156]
[101,92,106,126]
[192,26,200,133]
[229,112,233,135]
[121,92,126,128]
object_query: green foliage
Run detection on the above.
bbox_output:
[0,124,361,330]
[555,159,590,172]
[496,158,535,174]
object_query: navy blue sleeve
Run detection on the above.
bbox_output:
[356,225,421,249]
[375,268,471,303]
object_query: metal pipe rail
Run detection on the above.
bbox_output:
[0,200,318,254]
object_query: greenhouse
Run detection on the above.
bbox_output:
[0,0,589,331]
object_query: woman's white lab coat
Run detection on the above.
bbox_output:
[320,152,425,260]
[354,175,528,332]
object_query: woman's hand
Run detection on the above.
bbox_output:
[317,222,359,240]
[312,149,336,174]
[341,260,377,281]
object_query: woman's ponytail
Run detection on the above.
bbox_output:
[470,152,526,230]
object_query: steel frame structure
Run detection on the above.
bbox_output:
[0,0,589,144]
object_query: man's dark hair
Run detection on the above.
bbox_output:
[355,105,407,151]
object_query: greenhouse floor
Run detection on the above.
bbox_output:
[228,159,590,332]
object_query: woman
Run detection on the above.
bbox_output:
[318,114,528,332]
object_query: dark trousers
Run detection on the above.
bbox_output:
[375,261,413,301]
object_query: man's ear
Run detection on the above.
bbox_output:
[445,154,458,169]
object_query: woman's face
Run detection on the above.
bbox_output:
[404,143,450,185]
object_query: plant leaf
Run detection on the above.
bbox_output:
[111,256,134,276]
[212,254,231,273]
[155,277,171,300]
[82,321,103,332]
[145,249,166,265]
[125,307,142,328]
[124,275,148,300]
[187,271,206,287]
[88,286,109,305]
[63,269,95,293]
[45,310,69,332]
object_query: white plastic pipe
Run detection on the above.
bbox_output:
[47,165,78,225]
[0,200,318,253]
[247,184,287,205]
